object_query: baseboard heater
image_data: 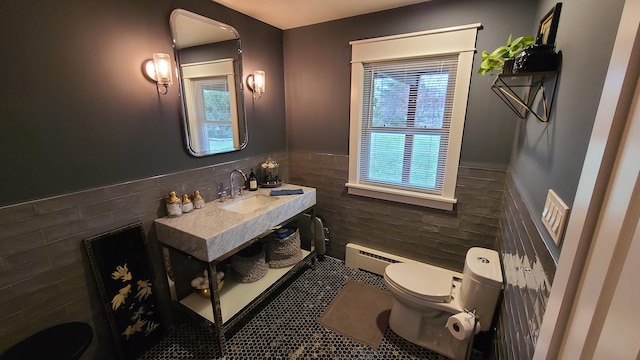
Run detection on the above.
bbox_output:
[345,243,463,278]
[345,243,423,276]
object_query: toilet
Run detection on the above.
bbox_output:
[383,247,503,359]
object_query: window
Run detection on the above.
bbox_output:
[181,59,240,154]
[347,24,480,210]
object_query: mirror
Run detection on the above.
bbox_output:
[170,9,247,156]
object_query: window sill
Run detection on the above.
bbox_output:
[345,182,456,211]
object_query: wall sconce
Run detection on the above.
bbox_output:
[246,70,266,100]
[143,53,173,95]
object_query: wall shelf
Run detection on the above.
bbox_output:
[491,71,559,122]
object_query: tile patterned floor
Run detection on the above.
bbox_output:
[140,257,453,359]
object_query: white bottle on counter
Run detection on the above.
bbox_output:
[181,194,194,213]
[166,191,182,217]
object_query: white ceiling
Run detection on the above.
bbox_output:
[211,0,432,30]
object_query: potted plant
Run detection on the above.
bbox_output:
[478,35,535,75]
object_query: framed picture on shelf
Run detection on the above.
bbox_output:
[537,2,562,46]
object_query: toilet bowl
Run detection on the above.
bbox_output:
[383,247,503,360]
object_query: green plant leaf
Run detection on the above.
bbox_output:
[490,46,509,57]
[477,34,534,75]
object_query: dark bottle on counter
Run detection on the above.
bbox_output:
[249,169,258,191]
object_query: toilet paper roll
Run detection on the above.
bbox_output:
[446,312,480,340]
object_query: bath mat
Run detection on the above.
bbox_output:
[316,280,392,350]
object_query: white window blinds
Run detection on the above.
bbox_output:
[192,77,231,123]
[359,55,458,195]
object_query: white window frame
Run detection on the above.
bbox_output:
[346,23,480,211]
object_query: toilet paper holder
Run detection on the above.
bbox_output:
[463,308,478,330]
[463,309,478,360]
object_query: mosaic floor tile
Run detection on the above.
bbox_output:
[140,257,452,359]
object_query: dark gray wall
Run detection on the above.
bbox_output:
[283,0,539,169]
[0,0,286,207]
[509,0,625,250]
[496,0,625,355]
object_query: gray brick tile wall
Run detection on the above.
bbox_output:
[495,173,556,360]
[0,204,36,226]
[288,151,505,272]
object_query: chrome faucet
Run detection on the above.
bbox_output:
[229,169,247,199]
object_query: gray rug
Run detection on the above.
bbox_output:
[316,280,393,350]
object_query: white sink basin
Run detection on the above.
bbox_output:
[221,194,278,214]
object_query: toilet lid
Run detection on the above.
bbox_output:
[385,263,453,302]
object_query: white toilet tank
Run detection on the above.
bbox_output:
[459,247,503,332]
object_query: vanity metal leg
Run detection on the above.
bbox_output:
[161,247,178,301]
[309,208,318,268]
[206,261,227,356]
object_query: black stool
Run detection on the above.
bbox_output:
[1,322,93,360]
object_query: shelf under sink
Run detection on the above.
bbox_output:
[179,249,311,324]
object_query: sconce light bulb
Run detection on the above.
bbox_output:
[143,53,173,95]
[253,71,265,94]
[247,70,266,100]
[153,53,173,86]
[158,62,169,78]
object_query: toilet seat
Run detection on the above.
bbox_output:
[385,263,453,302]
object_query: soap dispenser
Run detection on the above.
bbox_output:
[248,169,258,191]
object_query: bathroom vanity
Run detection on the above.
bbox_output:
[154,184,317,354]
